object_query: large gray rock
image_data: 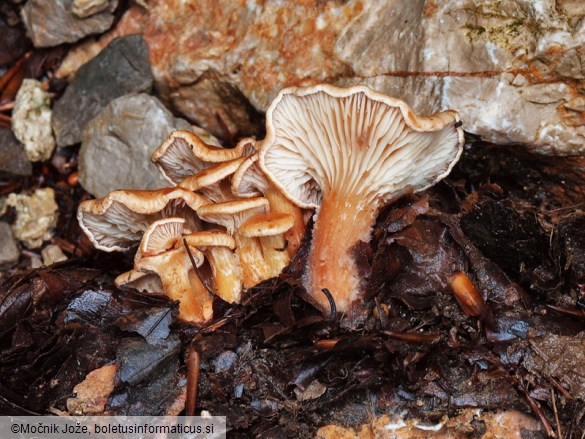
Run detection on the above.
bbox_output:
[0,222,19,269]
[79,93,191,197]
[56,0,585,153]
[21,0,118,48]
[53,35,153,147]
[0,129,32,179]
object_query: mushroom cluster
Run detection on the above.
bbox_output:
[78,131,305,324]
[79,84,463,326]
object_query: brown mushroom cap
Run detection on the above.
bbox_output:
[77,187,207,252]
[239,212,295,238]
[151,130,249,185]
[197,197,269,234]
[179,157,247,203]
[258,84,464,319]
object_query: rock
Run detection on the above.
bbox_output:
[41,244,68,266]
[12,79,56,162]
[21,0,118,48]
[72,0,109,18]
[56,0,585,154]
[7,188,59,249]
[0,13,30,67]
[0,222,19,269]
[53,35,153,147]
[169,71,263,142]
[0,128,32,178]
[334,0,585,154]
[79,93,217,197]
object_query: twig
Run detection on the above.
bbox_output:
[321,288,337,321]
[185,346,201,416]
[523,390,555,437]
[0,101,14,112]
[550,388,562,439]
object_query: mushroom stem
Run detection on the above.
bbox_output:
[264,185,305,257]
[305,191,378,316]
[205,247,242,303]
[234,233,270,288]
[258,234,289,279]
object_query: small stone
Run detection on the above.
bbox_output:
[41,244,68,266]
[0,128,32,178]
[21,0,118,48]
[52,35,153,147]
[7,188,59,249]
[72,0,109,18]
[0,222,20,269]
[11,79,55,162]
[294,380,327,401]
[79,93,214,197]
[214,351,238,373]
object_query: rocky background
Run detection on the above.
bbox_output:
[0,0,584,437]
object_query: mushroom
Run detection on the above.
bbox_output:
[130,217,214,324]
[258,84,464,319]
[151,130,253,185]
[197,197,271,288]
[232,153,305,257]
[77,187,208,252]
[182,230,242,304]
[179,157,248,203]
[238,212,294,280]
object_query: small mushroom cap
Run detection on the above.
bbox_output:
[137,217,192,260]
[181,229,236,249]
[258,84,464,209]
[231,154,268,198]
[77,187,207,252]
[151,130,247,185]
[197,197,270,234]
[179,157,246,204]
[115,269,164,293]
[239,212,295,238]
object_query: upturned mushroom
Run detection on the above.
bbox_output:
[152,130,253,185]
[232,152,305,257]
[77,187,208,252]
[126,217,214,324]
[259,84,464,319]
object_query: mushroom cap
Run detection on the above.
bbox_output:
[181,229,236,249]
[258,84,464,209]
[77,187,207,252]
[151,130,248,185]
[239,212,295,238]
[137,217,192,260]
[197,197,269,234]
[231,153,268,198]
[115,269,164,293]
[179,157,246,203]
